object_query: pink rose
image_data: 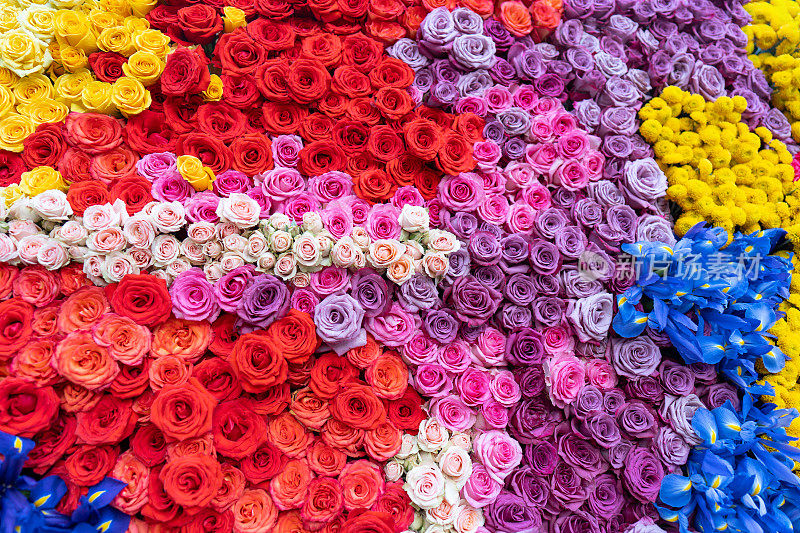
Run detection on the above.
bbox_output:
[525,143,558,175]
[545,352,586,408]
[505,201,536,234]
[271,135,303,168]
[586,359,618,390]
[437,340,471,374]
[472,328,506,367]
[489,371,521,408]
[462,464,502,508]
[457,369,492,407]
[430,395,476,432]
[365,303,419,348]
[543,325,576,355]
[552,160,590,191]
[473,141,502,172]
[365,204,402,241]
[472,430,521,483]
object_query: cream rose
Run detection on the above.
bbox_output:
[368,239,404,269]
[31,189,72,221]
[418,418,450,452]
[123,216,156,249]
[399,204,430,233]
[217,193,260,228]
[54,220,88,245]
[404,463,446,510]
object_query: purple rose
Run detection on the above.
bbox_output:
[529,239,562,276]
[554,510,602,533]
[689,362,718,384]
[584,411,622,449]
[514,365,545,398]
[533,297,565,327]
[428,80,459,107]
[636,214,675,246]
[485,491,542,533]
[350,270,391,318]
[555,19,583,47]
[431,59,460,83]
[624,377,665,404]
[525,439,558,476]
[398,274,438,312]
[701,383,740,410]
[558,432,609,480]
[508,45,547,81]
[238,274,290,329]
[535,73,566,98]
[617,400,658,439]
[653,427,690,467]
[507,328,545,366]
[468,231,502,266]
[555,226,588,259]
[588,473,625,520]
[659,360,696,396]
[562,269,603,299]
[512,398,561,442]
[574,384,603,418]
[503,274,537,306]
[499,304,532,330]
[588,180,625,207]
[622,447,664,503]
[568,292,613,343]
[506,467,549,508]
[473,265,506,290]
[444,247,471,283]
[603,388,627,416]
[602,135,634,159]
[534,207,570,240]
[456,70,493,97]
[571,198,603,228]
[610,337,661,378]
[599,106,637,136]
[445,275,501,326]
[490,57,516,86]
[314,293,366,355]
[483,18,514,51]
[606,441,633,470]
[422,308,459,344]
[550,461,589,511]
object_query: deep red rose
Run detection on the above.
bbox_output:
[151,378,218,442]
[65,444,118,486]
[26,414,76,475]
[22,122,66,168]
[162,95,204,135]
[185,509,234,533]
[142,465,180,523]
[298,140,346,176]
[307,0,341,24]
[341,510,396,533]
[124,110,178,155]
[161,46,211,96]
[414,169,440,200]
[354,168,397,203]
[402,119,442,161]
[317,91,348,118]
[287,358,314,388]
[330,382,386,430]
[256,0,295,18]
[192,358,242,402]
[197,102,248,144]
[212,398,268,459]
[345,152,380,178]
[177,4,223,45]
[299,113,335,142]
[386,387,426,433]
[107,274,172,327]
[240,442,287,484]
[247,19,297,50]
[374,482,414,532]
[209,312,239,359]
[309,354,359,400]
[250,383,291,416]
[437,131,476,175]
[88,52,127,83]
[0,378,58,437]
[0,150,23,186]
[0,263,16,300]
[75,395,136,445]
[108,360,151,399]
[130,423,168,467]
[230,331,288,393]
[57,147,92,183]
[262,102,309,135]
[332,119,370,156]
[341,33,383,73]
[367,125,404,162]
[386,154,423,186]
[145,5,179,32]
[374,87,414,121]
[215,29,267,75]
[332,65,371,98]
[255,59,291,102]
[286,58,331,104]
[110,175,153,215]
[0,298,33,360]
[301,32,342,67]
[223,74,262,109]
[177,133,232,174]
[230,133,274,176]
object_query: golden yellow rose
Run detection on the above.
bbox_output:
[13,72,53,105]
[0,85,14,119]
[80,80,115,114]
[177,155,215,191]
[1,184,23,208]
[202,74,223,102]
[20,166,67,197]
[96,0,132,17]
[0,113,35,152]
[123,16,150,34]
[18,98,69,124]
[223,7,247,32]
[18,6,56,40]
[122,50,163,86]
[128,0,158,18]
[0,28,53,77]
[49,0,84,8]
[111,76,151,117]
[53,10,98,54]
[54,68,92,104]
[58,45,88,72]
[97,27,136,56]
[88,8,124,35]
[0,67,20,90]
[132,29,170,59]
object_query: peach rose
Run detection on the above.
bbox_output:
[92,313,151,366]
[13,265,60,306]
[364,421,402,462]
[289,388,331,430]
[367,239,404,268]
[57,286,109,333]
[111,451,150,514]
[148,354,191,392]
[269,458,314,511]
[339,460,385,511]
[166,433,216,460]
[54,332,120,391]
[386,254,415,284]
[306,438,347,477]
[211,463,246,512]
[232,489,278,533]
[12,337,60,386]
[58,382,102,413]
[365,352,408,400]
[268,412,313,458]
[151,318,211,363]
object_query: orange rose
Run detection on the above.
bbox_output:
[31,304,59,337]
[290,387,330,430]
[321,419,365,458]
[59,383,102,413]
[151,318,211,363]
[151,378,217,442]
[233,489,278,533]
[148,354,191,391]
[57,286,110,333]
[92,313,151,366]
[346,334,381,369]
[269,458,314,511]
[111,451,150,514]
[306,439,347,477]
[268,412,313,458]
[309,353,358,400]
[461,0,494,16]
[497,1,533,37]
[339,460,384,510]
[13,265,61,306]
[160,454,223,508]
[12,337,60,386]
[300,477,344,530]
[266,309,321,365]
[330,382,386,430]
[251,383,290,416]
[54,332,120,391]
[212,399,268,459]
[530,0,561,30]
[65,444,118,486]
[0,378,59,437]
[364,421,402,461]
[75,394,137,445]
[273,510,307,532]
[230,331,288,393]
[0,298,34,360]
[364,352,408,400]
[211,463,246,512]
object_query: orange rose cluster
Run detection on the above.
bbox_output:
[0,262,424,532]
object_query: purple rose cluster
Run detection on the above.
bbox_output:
[556,0,796,152]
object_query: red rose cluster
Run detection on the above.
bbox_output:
[0,264,425,532]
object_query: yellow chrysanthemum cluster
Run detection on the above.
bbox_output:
[759,302,800,439]
[0,0,174,152]
[744,0,800,142]
[640,86,797,240]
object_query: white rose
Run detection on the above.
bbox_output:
[425,230,460,253]
[270,230,293,253]
[437,446,472,488]
[36,239,69,270]
[404,463,446,510]
[292,232,320,267]
[384,460,404,482]
[219,252,245,272]
[217,193,260,228]
[274,252,297,280]
[150,201,186,233]
[418,419,450,452]
[54,220,88,245]
[123,216,156,249]
[399,204,430,233]
[215,222,239,239]
[31,190,72,221]
[129,248,154,269]
[396,434,419,459]
[83,254,104,279]
[331,236,357,268]
[102,252,139,283]
[187,221,215,244]
[245,232,268,260]
[302,211,323,233]
[8,197,39,222]
[181,239,205,264]
[351,226,370,249]
[166,258,192,278]
[204,262,225,283]
[222,233,247,254]
[268,212,291,229]
[256,251,276,272]
[151,234,180,266]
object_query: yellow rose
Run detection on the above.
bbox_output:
[0,28,53,77]
[49,0,84,8]
[223,7,247,32]
[132,29,170,59]
[19,166,67,197]
[0,113,35,152]
[0,184,22,207]
[96,0,132,17]
[18,6,56,40]
[202,74,223,101]
[54,68,92,104]
[58,45,87,71]
[53,10,98,54]
[0,67,19,89]
[177,154,215,191]
[127,0,158,18]
[80,80,115,114]
[97,27,136,56]
[88,8,124,35]
[18,98,69,124]
[13,72,53,105]
[111,76,151,117]
[0,85,14,119]
[122,50,163,86]
[0,8,20,33]
[123,16,150,33]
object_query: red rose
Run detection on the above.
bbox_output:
[453,112,486,144]
[89,146,138,184]
[317,91,348,118]
[240,442,287,484]
[300,113,335,142]
[75,394,136,444]
[413,169,440,200]
[366,20,406,43]
[266,309,320,365]
[26,414,76,474]
[268,412,313,457]
[367,125,404,162]
[230,331,288,393]
[162,95,203,135]
[341,510,396,533]
[332,119,370,156]
[330,382,386,430]
[373,482,414,532]
[22,122,66,168]
[310,354,359,400]
[298,140,346,176]
[321,419,364,457]
[0,150,23,186]
[145,5,179,33]
[177,132,232,174]
[151,378,218,442]
[223,74,262,109]
[386,154,423,186]
[124,110,178,155]
[287,358,314,388]
[197,102,248,144]
[256,0,295,17]
[255,60,291,102]
[301,32,342,67]
[0,298,33,359]
[345,152,380,178]
[386,387,426,433]
[130,423,168,467]
[250,383,291,416]
[354,168,397,203]
[107,274,172,327]
[0,263,16,299]
[88,52,127,83]
[110,175,153,215]
[286,59,331,104]
[215,29,267,75]
[13,266,59,306]
[57,147,91,183]
[192,358,241,401]
[160,454,223,508]
[64,112,123,154]
[301,477,344,529]
[342,33,383,72]
[108,360,151,399]
[58,262,91,296]
[416,106,453,129]
[374,87,414,120]
[247,19,297,51]
[65,180,109,217]
[161,46,211,96]
[212,399,268,459]
[437,131,476,174]
[185,509,234,533]
[142,465,180,523]
[307,0,341,23]
[230,133,274,176]
[0,378,58,437]
[332,65,371,98]
[65,444,118,486]
[402,119,442,160]
[338,0,369,19]
[209,313,240,359]
[177,4,223,45]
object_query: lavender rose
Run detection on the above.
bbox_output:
[445,275,501,326]
[568,292,613,343]
[314,293,366,355]
[238,274,290,329]
[610,337,661,378]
